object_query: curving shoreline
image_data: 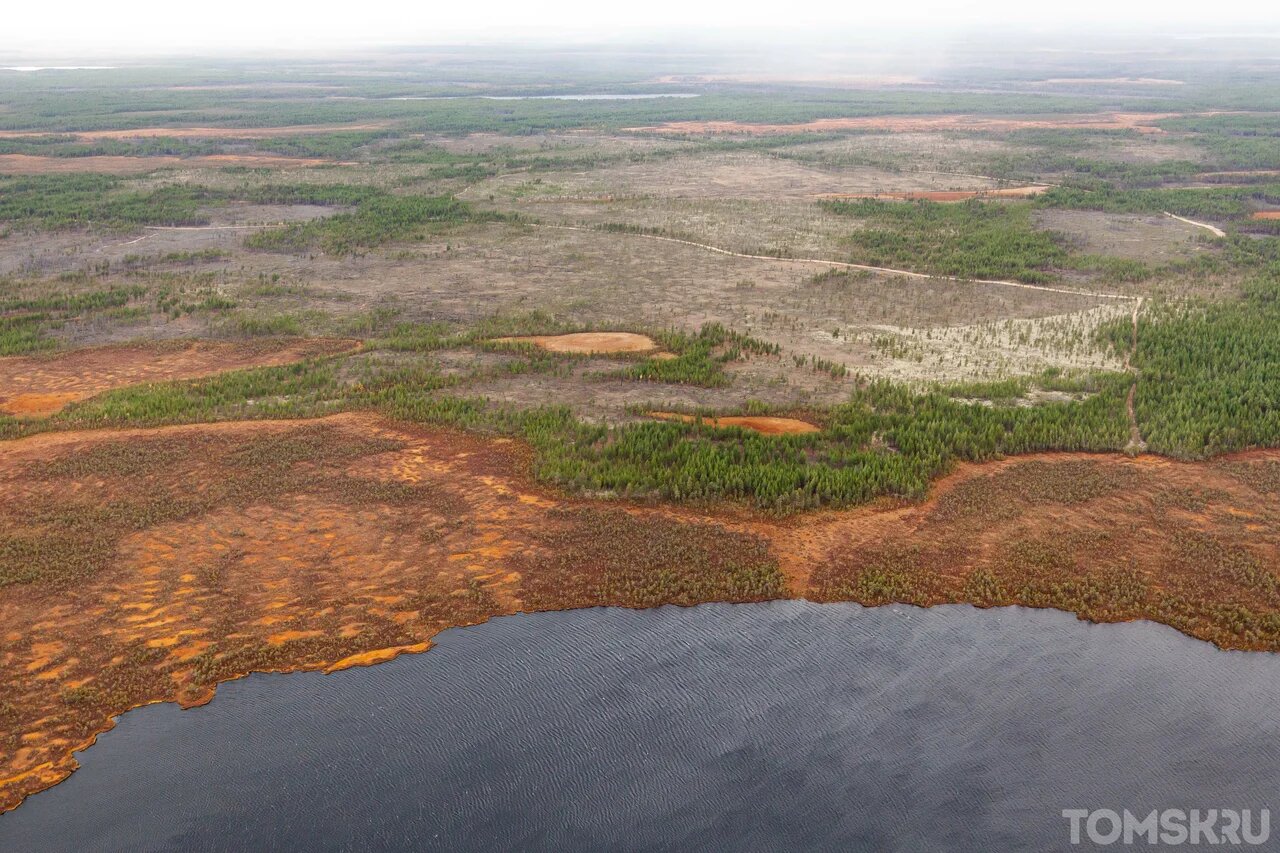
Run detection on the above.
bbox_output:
[3,413,1280,813]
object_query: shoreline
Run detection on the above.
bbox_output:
[3,413,1280,813]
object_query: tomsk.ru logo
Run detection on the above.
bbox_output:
[1063,808,1270,846]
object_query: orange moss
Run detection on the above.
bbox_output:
[2,415,1280,816]
[490,332,662,355]
[0,338,359,417]
[647,411,820,434]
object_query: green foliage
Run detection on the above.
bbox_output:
[821,199,1067,283]
[1124,275,1280,457]
[1039,184,1280,220]
[0,313,58,355]
[0,175,220,228]
[620,323,778,387]
[245,193,502,254]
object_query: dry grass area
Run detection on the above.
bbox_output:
[1035,209,1217,263]
[463,152,1000,202]
[0,123,394,140]
[2,416,1279,812]
[0,339,357,416]
[818,186,1049,202]
[1252,211,1280,220]
[0,154,334,175]
[626,112,1183,135]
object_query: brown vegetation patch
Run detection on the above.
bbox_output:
[0,414,781,812]
[817,186,1050,202]
[803,452,1280,651]
[0,123,393,141]
[626,113,1181,136]
[647,412,820,434]
[0,154,334,174]
[1251,211,1280,220]
[491,332,661,355]
[0,338,358,417]
[2,421,1279,814]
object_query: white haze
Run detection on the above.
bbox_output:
[3,0,1278,57]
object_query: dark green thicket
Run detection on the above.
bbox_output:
[1039,184,1280,220]
[821,199,1068,283]
[244,193,505,254]
[0,175,221,228]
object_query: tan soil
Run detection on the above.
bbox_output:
[0,339,359,417]
[1251,211,1280,220]
[0,123,393,141]
[0,154,334,174]
[491,332,661,355]
[3,416,1280,813]
[647,412,820,434]
[818,186,1050,202]
[626,113,1182,136]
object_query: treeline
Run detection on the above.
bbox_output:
[0,175,222,228]
[1038,184,1280,220]
[821,198,1067,283]
[1128,274,1280,457]
[0,176,505,252]
[244,192,507,255]
[622,323,781,387]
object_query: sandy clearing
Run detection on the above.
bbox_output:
[625,112,1182,136]
[491,332,661,355]
[0,123,393,141]
[648,412,820,434]
[818,186,1050,202]
[0,154,334,174]
[0,339,359,417]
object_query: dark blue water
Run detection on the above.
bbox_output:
[3,602,1279,852]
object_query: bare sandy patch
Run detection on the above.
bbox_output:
[1251,211,1280,220]
[648,411,820,434]
[818,186,1050,202]
[626,113,1181,136]
[0,338,358,417]
[492,332,661,355]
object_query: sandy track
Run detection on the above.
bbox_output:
[1163,211,1226,237]
[530,224,1138,302]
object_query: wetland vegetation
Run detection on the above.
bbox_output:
[2,33,1280,817]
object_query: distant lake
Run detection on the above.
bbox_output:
[3,602,1278,852]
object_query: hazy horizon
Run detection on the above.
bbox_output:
[4,0,1279,58]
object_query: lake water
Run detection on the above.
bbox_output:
[3,602,1279,852]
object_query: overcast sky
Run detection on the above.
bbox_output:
[4,0,1278,55]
